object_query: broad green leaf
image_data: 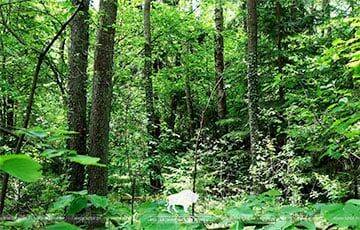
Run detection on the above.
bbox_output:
[347,199,360,206]
[68,155,106,167]
[226,206,254,219]
[322,203,360,227]
[0,154,42,182]
[50,195,75,212]
[264,220,293,230]
[66,197,87,216]
[296,220,316,230]
[46,222,80,230]
[88,194,109,209]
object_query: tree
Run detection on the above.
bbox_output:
[67,0,90,192]
[214,0,227,121]
[246,0,260,157]
[87,0,118,197]
[144,0,162,193]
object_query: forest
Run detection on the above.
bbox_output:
[0,0,359,229]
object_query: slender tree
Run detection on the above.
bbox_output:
[214,0,227,120]
[67,0,90,192]
[275,0,287,151]
[246,0,260,157]
[144,0,162,193]
[87,0,118,197]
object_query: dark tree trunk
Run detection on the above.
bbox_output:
[275,0,287,152]
[87,0,117,197]
[67,0,90,192]
[246,0,260,157]
[214,0,227,121]
[144,0,162,193]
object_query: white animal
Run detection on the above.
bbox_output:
[167,189,199,213]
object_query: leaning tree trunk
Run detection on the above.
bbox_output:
[214,0,227,121]
[144,0,162,193]
[246,0,260,157]
[67,0,90,192]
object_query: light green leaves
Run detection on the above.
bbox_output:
[0,154,42,182]
[321,200,360,228]
[226,206,254,220]
[67,155,105,167]
[46,222,80,230]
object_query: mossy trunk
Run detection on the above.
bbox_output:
[246,0,260,157]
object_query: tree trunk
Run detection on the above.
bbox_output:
[246,0,260,157]
[67,0,90,192]
[214,0,227,121]
[88,0,117,197]
[275,0,287,152]
[144,0,162,193]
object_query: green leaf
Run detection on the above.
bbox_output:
[50,195,75,212]
[321,203,360,227]
[264,220,293,230]
[66,196,87,216]
[88,194,109,209]
[230,221,244,230]
[0,154,42,182]
[68,155,106,167]
[346,199,360,206]
[280,206,304,216]
[296,220,316,230]
[262,189,282,197]
[226,206,254,219]
[46,222,80,230]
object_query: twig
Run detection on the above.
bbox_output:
[192,75,224,216]
[0,3,83,215]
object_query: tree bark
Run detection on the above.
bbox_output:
[246,0,260,157]
[144,0,162,193]
[275,0,286,151]
[0,4,82,215]
[88,0,118,197]
[214,0,227,121]
[67,0,90,192]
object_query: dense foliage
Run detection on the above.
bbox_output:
[0,0,359,229]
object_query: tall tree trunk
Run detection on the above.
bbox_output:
[67,0,90,192]
[214,0,227,121]
[275,0,286,151]
[246,0,260,157]
[88,0,117,197]
[144,0,162,193]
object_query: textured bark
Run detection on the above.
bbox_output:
[246,0,260,157]
[88,0,117,197]
[0,5,82,214]
[67,0,90,192]
[144,0,162,193]
[275,0,287,151]
[214,0,227,120]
